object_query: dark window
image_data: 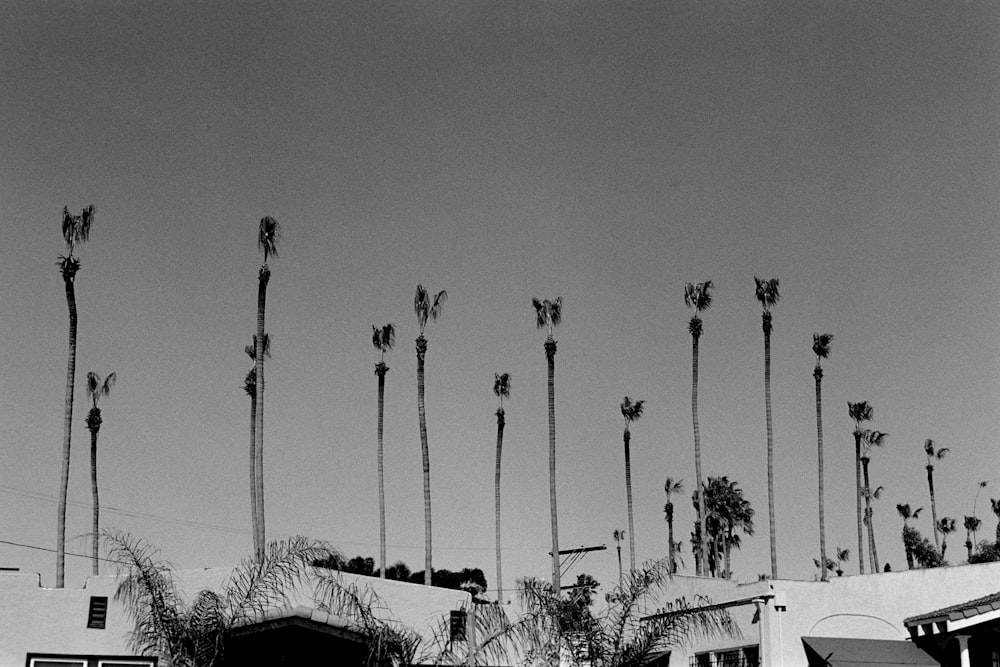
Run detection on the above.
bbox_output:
[87,596,109,629]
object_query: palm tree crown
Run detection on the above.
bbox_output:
[532,297,563,339]
[372,323,396,363]
[924,439,949,467]
[812,333,833,362]
[257,215,280,264]
[754,277,780,312]
[620,396,645,426]
[494,372,511,410]
[86,371,116,410]
[414,285,447,336]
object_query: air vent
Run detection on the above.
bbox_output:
[87,596,108,629]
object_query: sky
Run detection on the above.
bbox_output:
[1,1,999,596]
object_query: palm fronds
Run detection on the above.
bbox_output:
[683,281,713,314]
[372,324,396,359]
[812,333,833,360]
[753,277,780,311]
[620,397,645,424]
[494,372,511,401]
[414,284,448,335]
[62,205,94,254]
[924,439,949,462]
[86,371,117,409]
[532,296,563,338]
[245,333,271,361]
[257,216,280,263]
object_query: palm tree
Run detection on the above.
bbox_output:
[964,516,981,561]
[860,430,888,572]
[612,529,625,586]
[896,503,923,569]
[924,439,949,552]
[702,476,754,579]
[244,333,271,556]
[991,498,1000,543]
[835,547,850,577]
[415,284,447,585]
[684,280,713,576]
[937,517,957,560]
[620,397,645,572]
[861,483,885,572]
[493,371,511,603]
[754,277,780,579]
[253,215,280,559]
[663,477,684,574]
[812,333,833,581]
[85,371,116,576]
[847,401,873,574]
[533,296,563,591]
[56,204,93,588]
[372,324,395,579]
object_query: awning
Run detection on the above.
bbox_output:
[802,636,939,667]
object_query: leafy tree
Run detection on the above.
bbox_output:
[372,323,395,578]
[620,397,645,571]
[85,371,116,576]
[860,430,888,572]
[533,296,563,591]
[896,504,923,569]
[937,517,957,560]
[663,477,684,575]
[56,204,94,588]
[968,540,1000,564]
[243,333,270,556]
[812,333,833,580]
[963,516,981,561]
[684,280,714,576]
[847,401,874,574]
[493,372,511,603]
[754,277,780,579]
[695,476,754,578]
[414,284,447,585]
[902,525,944,568]
[923,439,949,551]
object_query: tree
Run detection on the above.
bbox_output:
[612,529,625,586]
[835,547,850,576]
[253,215,280,558]
[812,333,833,581]
[85,371,116,576]
[813,557,836,579]
[414,284,447,585]
[847,401,874,574]
[684,280,714,576]
[896,503,923,569]
[992,498,1000,543]
[754,277,780,579]
[903,526,944,568]
[937,517,957,560]
[533,296,563,591]
[860,430,888,572]
[372,324,395,579]
[243,333,270,557]
[698,476,754,579]
[493,371,511,603]
[663,478,684,574]
[620,397,645,572]
[964,516,981,561]
[56,204,94,588]
[924,439,949,552]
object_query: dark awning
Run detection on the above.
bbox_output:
[802,636,939,667]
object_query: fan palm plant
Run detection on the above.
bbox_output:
[754,277,780,579]
[620,397,645,572]
[253,215,280,558]
[812,333,833,580]
[372,324,395,579]
[992,498,1000,544]
[56,204,94,588]
[924,439,949,551]
[847,401,873,574]
[684,280,713,576]
[493,371,511,603]
[612,529,625,586]
[937,517,957,560]
[861,430,888,572]
[243,333,270,555]
[85,371,115,576]
[964,516,981,561]
[415,284,447,585]
[896,504,923,568]
[664,477,684,574]
[835,547,850,576]
[533,296,563,591]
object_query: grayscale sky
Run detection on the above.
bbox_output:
[2,1,999,593]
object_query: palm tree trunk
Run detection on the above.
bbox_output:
[545,338,560,592]
[254,266,270,559]
[927,465,940,551]
[724,525,733,579]
[88,414,101,576]
[376,363,388,579]
[861,457,879,571]
[616,543,622,586]
[249,385,258,555]
[667,505,676,574]
[763,315,777,579]
[854,432,865,575]
[624,428,635,572]
[416,336,433,586]
[494,408,505,602]
[814,366,828,581]
[57,272,78,588]
[691,330,707,577]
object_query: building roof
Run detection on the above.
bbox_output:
[802,636,938,667]
[903,591,1000,626]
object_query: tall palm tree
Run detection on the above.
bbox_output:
[896,503,923,569]
[85,371,115,576]
[964,515,981,561]
[663,477,684,574]
[924,439,949,552]
[847,401,873,574]
[990,498,1000,543]
[372,323,395,579]
[937,517,957,560]
[415,284,447,585]
[243,333,270,556]
[812,333,833,581]
[612,528,625,586]
[253,215,280,559]
[56,204,93,588]
[754,277,780,579]
[493,372,511,603]
[620,397,645,572]
[703,476,754,579]
[684,280,713,576]
[860,430,888,572]
[533,296,563,591]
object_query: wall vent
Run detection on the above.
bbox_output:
[87,596,109,629]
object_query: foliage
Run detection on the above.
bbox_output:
[532,296,563,338]
[968,541,1000,564]
[812,333,833,360]
[257,216,280,263]
[372,324,396,361]
[414,284,448,335]
[691,476,754,578]
[493,372,511,409]
[901,526,944,568]
[620,397,645,424]
[753,277,780,312]
[314,554,488,596]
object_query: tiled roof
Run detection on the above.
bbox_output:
[904,591,1000,625]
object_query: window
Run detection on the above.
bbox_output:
[689,645,759,667]
[27,656,155,667]
[87,596,108,629]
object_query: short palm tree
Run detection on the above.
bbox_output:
[253,215,280,558]
[684,280,713,576]
[964,516,981,561]
[533,296,563,591]
[754,277,780,579]
[664,477,684,574]
[372,324,395,578]
[85,371,116,576]
[56,204,94,588]
[812,333,833,580]
[620,397,645,572]
[415,285,447,585]
[896,503,923,568]
[243,333,270,555]
[835,547,850,576]
[861,430,888,572]
[991,498,1000,543]
[612,528,625,586]
[493,372,511,603]
[937,517,957,560]
[847,401,874,574]
[924,439,949,551]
